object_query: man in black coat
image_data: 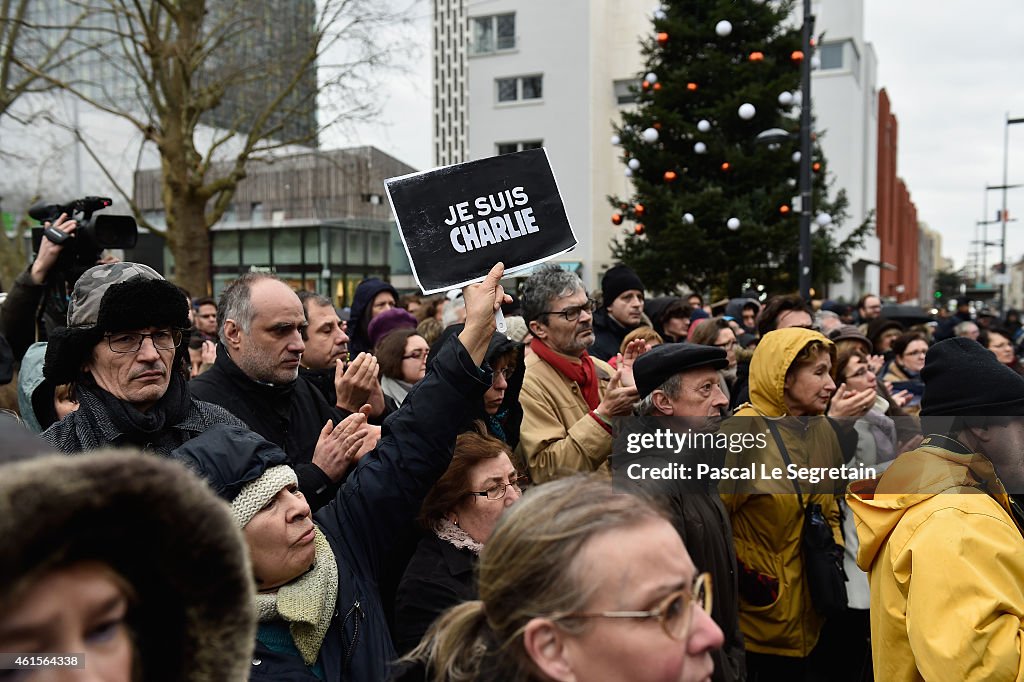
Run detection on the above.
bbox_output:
[625,343,746,682]
[591,264,646,361]
[172,263,507,682]
[190,273,368,511]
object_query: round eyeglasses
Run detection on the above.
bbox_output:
[557,572,712,641]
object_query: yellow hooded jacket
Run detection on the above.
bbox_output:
[720,328,844,657]
[848,434,1024,682]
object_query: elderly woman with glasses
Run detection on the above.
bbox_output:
[393,429,526,654]
[376,329,431,410]
[395,474,723,682]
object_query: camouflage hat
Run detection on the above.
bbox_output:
[67,262,163,328]
[43,262,190,385]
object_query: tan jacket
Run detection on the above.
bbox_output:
[516,351,614,483]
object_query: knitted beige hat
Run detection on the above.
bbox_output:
[229,465,298,528]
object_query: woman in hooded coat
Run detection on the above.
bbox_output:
[719,327,846,680]
[348,278,400,357]
[0,449,256,682]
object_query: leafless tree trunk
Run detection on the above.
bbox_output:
[24,0,414,294]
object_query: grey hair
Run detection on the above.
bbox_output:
[296,290,333,317]
[217,272,279,345]
[442,292,467,328]
[816,310,840,325]
[520,264,586,326]
[954,321,978,337]
[635,373,685,416]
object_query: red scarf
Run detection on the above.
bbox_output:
[531,337,601,410]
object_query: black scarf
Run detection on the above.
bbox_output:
[79,371,192,448]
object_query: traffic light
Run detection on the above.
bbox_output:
[934,290,942,299]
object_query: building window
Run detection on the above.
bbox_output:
[496,75,543,103]
[819,43,843,70]
[470,13,515,55]
[613,79,639,105]
[817,39,860,82]
[496,140,543,155]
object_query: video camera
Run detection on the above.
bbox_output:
[29,196,138,271]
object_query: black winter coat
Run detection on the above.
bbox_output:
[591,307,635,361]
[617,443,746,682]
[668,488,746,682]
[393,533,478,655]
[189,344,352,511]
[229,335,488,681]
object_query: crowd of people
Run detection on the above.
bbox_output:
[3,222,1024,682]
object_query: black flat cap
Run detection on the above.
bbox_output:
[634,343,728,398]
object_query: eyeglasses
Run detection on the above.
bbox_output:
[469,475,528,501]
[492,366,515,382]
[105,330,182,353]
[403,348,430,361]
[902,349,927,357]
[559,572,712,641]
[541,298,596,323]
[713,340,736,350]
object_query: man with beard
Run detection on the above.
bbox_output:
[629,343,745,682]
[190,273,367,511]
[40,262,242,454]
[516,265,639,482]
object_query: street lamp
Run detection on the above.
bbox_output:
[998,115,1024,314]
[754,0,814,301]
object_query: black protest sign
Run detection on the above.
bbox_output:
[384,148,577,293]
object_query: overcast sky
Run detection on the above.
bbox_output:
[329,0,1024,277]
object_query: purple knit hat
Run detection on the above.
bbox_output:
[367,308,418,348]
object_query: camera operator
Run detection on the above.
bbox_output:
[0,213,79,362]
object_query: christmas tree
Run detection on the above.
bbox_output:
[610,0,869,299]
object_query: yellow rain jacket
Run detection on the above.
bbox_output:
[848,434,1024,682]
[720,328,844,657]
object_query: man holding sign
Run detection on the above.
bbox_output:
[516,265,641,483]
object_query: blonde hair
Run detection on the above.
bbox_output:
[619,326,663,355]
[402,474,667,681]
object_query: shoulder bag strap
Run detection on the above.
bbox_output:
[764,418,804,508]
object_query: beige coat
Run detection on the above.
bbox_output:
[516,351,614,483]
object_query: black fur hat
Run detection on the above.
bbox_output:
[43,262,190,385]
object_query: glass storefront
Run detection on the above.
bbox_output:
[210,221,391,306]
